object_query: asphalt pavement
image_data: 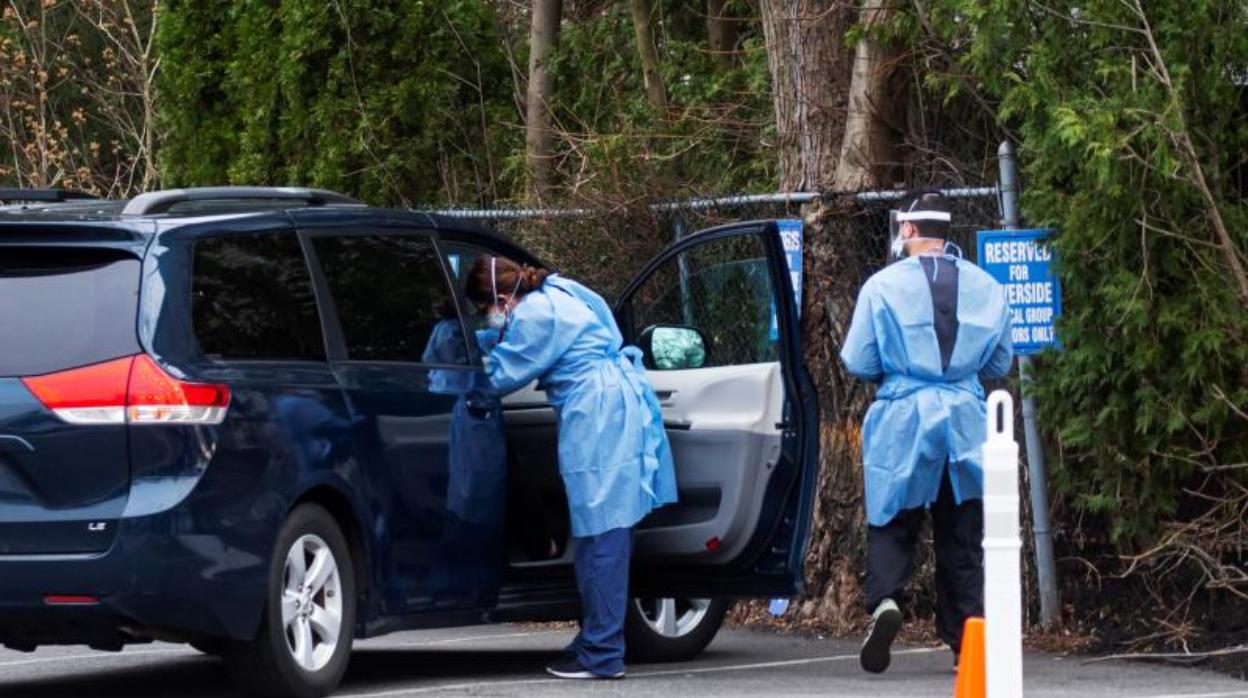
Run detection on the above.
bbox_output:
[1,624,1245,697]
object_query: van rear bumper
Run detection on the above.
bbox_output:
[0,506,277,648]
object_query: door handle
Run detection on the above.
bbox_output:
[0,435,35,453]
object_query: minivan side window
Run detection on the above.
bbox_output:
[312,234,469,364]
[629,233,779,369]
[191,232,326,360]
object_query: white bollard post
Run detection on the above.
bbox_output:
[983,390,1024,697]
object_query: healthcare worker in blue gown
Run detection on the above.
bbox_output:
[465,256,678,680]
[840,190,1013,675]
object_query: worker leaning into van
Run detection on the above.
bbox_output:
[840,189,1014,674]
[466,257,678,681]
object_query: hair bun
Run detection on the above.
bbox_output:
[522,265,552,291]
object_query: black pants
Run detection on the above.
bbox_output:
[865,468,984,654]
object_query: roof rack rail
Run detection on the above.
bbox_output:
[122,186,363,216]
[0,188,98,203]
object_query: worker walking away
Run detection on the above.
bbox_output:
[466,257,678,680]
[840,189,1014,674]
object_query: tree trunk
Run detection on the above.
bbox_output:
[705,0,737,69]
[526,0,563,201]
[760,0,902,631]
[832,2,899,191]
[758,0,853,192]
[629,0,668,114]
[795,197,880,631]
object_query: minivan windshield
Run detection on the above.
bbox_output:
[0,247,141,376]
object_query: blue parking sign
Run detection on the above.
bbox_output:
[779,219,803,315]
[975,228,1061,355]
[770,219,803,341]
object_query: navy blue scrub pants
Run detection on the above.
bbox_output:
[864,468,983,655]
[566,526,634,676]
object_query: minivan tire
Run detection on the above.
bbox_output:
[224,504,357,698]
[625,597,730,663]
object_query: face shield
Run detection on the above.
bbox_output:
[891,203,954,259]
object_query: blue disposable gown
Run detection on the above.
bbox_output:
[482,274,678,537]
[840,255,1014,527]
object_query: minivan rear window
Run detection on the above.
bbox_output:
[0,248,141,377]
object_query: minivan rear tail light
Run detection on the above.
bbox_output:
[22,355,231,426]
[20,356,132,425]
[125,355,230,425]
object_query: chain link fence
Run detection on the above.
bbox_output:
[432,185,1004,301]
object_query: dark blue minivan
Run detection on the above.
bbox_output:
[0,187,819,697]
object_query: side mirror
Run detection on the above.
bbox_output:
[637,325,709,371]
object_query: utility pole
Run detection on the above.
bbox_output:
[997,140,1060,627]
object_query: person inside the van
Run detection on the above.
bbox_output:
[465,257,678,681]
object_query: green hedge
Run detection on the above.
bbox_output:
[157,0,519,206]
[903,0,1248,541]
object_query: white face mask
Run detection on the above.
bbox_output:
[486,308,508,330]
[890,232,907,258]
[486,257,522,332]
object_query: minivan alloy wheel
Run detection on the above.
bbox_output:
[281,534,343,672]
[632,597,711,639]
[224,503,356,697]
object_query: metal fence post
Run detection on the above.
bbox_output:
[997,140,1060,628]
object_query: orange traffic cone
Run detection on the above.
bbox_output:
[954,616,986,698]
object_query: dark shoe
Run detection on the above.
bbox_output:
[545,657,625,680]
[860,599,903,674]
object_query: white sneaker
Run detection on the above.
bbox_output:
[860,598,903,674]
[545,657,625,680]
